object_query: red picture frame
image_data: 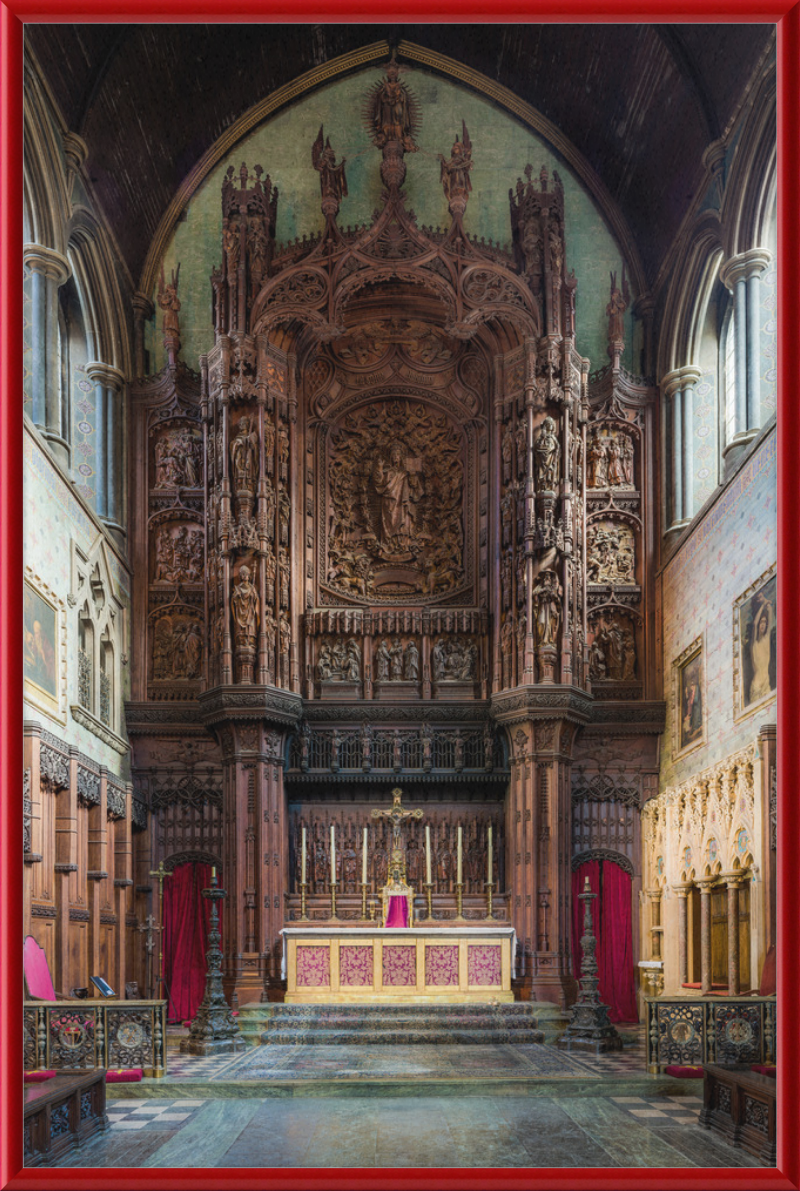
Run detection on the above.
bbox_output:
[2,3,798,1189]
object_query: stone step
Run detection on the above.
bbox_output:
[248,1002,540,1018]
[261,1026,546,1045]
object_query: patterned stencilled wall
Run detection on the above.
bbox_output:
[760,263,777,421]
[145,64,637,378]
[24,428,130,773]
[660,429,776,793]
[70,365,97,507]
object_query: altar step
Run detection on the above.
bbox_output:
[251,1002,549,1045]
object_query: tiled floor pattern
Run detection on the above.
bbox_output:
[51,1092,761,1169]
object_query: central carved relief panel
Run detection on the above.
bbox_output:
[323,396,467,603]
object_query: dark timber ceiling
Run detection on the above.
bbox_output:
[26,23,774,288]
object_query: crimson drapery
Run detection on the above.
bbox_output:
[163,861,215,1023]
[572,859,638,1023]
[385,894,410,927]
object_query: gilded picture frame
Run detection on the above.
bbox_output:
[673,636,705,759]
[23,567,67,725]
[733,563,777,720]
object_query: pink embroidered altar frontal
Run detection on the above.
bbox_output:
[282,926,515,1003]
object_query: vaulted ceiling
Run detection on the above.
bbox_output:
[27,23,774,289]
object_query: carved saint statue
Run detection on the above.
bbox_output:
[157,263,181,346]
[372,442,420,550]
[404,640,420,682]
[534,416,560,491]
[231,564,259,647]
[531,568,562,647]
[606,266,630,346]
[438,122,473,210]
[230,415,258,494]
[370,57,416,152]
[374,639,391,682]
[312,126,348,208]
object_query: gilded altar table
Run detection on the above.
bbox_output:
[281,926,515,1003]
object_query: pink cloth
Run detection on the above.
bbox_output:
[385,895,409,927]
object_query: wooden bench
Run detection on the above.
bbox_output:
[699,1064,776,1165]
[24,1069,108,1166]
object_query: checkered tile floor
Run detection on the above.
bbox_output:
[105,1100,206,1130]
[610,1094,703,1125]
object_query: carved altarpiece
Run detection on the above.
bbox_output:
[127,61,661,1008]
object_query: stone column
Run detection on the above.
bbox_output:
[132,292,155,378]
[645,888,662,959]
[721,870,744,996]
[719,249,772,470]
[23,244,71,465]
[672,881,693,987]
[661,369,685,532]
[86,362,126,541]
[661,366,702,531]
[696,877,716,994]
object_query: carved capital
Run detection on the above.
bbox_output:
[23,243,71,285]
[719,248,772,289]
[85,361,126,392]
[63,131,89,173]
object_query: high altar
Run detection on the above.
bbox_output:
[284,788,514,1003]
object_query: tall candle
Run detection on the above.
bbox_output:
[301,827,307,885]
[330,824,336,883]
[362,826,368,885]
[487,824,493,884]
[457,825,463,885]
[211,866,216,880]
[425,825,432,885]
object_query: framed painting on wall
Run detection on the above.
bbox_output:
[734,564,777,719]
[673,637,705,759]
[23,568,67,725]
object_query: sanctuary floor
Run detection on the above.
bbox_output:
[44,1026,764,1171]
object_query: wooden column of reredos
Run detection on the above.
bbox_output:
[127,62,661,1007]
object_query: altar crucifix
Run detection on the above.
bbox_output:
[371,787,424,926]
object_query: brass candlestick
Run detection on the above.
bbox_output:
[484,881,495,921]
[299,881,309,920]
[361,881,368,920]
[329,880,339,919]
[424,881,434,920]
[455,882,465,920]
[368,897,377,922]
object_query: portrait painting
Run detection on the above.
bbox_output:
[675,640,705,757]
[735,568,777,716]
[23,579,57,698]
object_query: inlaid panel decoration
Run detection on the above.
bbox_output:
[295,945,330,987]
[105,1008,155,1069]
[339,945,373,987]
[468,944,502,985]
[712,1003,762,1067]
[48,1009,97,1069]
[382,944,416,987]
[425,944,459,986]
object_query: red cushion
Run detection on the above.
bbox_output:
[182,1020,192,1028]
[665,1065,704,1078]
[232,1011,239,1017]
[24,1071,56,1083]
[106,1068,143,1083]
[751,1064,776,1078]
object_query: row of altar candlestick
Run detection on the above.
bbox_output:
[299,823,493,887]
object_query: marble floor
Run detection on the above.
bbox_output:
[51,1089,761,1169]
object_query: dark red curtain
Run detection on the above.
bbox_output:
[163,862,215,1023]
[572,859,638,1023]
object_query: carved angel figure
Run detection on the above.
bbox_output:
[606,266,630,346]
[312,126,348,208]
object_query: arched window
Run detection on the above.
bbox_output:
[722,301,736,447]
[100,637,113,729]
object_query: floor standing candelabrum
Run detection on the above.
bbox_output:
[558,875,622,1054]
[181,870,245,1056]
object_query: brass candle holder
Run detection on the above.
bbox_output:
[424,881,434,920]
[299,881,309,920]
[361,881,369,920]
[329,880,339,920]
[455,881,465,920]
[484,880,495,921]
[368,897,377,922]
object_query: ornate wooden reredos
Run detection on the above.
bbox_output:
[128,60,659,1006]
